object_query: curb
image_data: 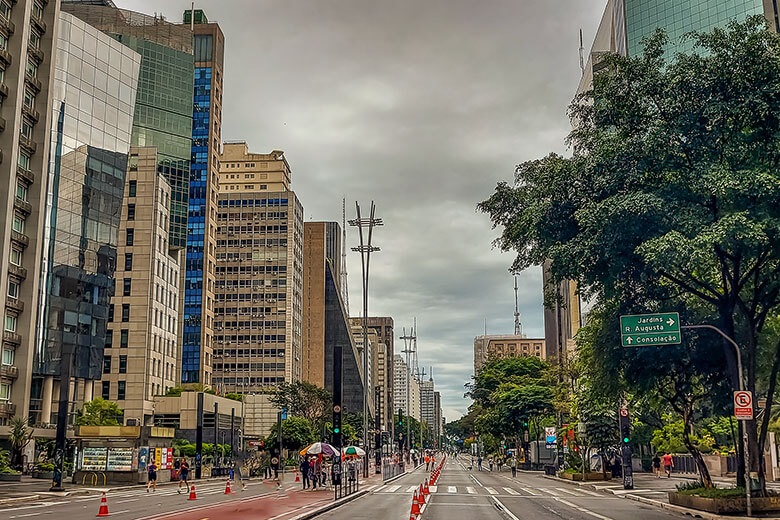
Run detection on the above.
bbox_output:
[623,493,728,520]
[0,494,41,506]
[382,471,408,485]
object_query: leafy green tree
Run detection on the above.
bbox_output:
[269,381,331,434]
[74,398,123,426]
[266,416,316,452]
[479,18,780,493]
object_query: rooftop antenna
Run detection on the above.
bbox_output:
[579,28,585,76]
[341,197,350,314]
[429,366,433,382]
[412,317,419,380]
[190,2,194,31]
[514,276,523,336]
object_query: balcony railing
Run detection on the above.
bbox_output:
[0,401,16,417]
[11,231,29,248]
[0,364,18,379]
[24,72,41,92]
[22,105,39,122]
[28,45,43,63]
[2,331,21,345]
[0,17,15,36]
[6,298,23,313]
[8,264,27,280]
[19,135,36,154]
[16,165,34,184]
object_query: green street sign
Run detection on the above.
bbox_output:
[620,312,681,347]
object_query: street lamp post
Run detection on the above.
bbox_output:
[400,327,416,461]
[349,201,382,478]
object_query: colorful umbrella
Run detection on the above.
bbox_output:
[343,446,366,456]
[299,442,340,456]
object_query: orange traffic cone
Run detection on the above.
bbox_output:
[188,485,197,500]
[423,479,430,495]
[295,469,300,483]
[96,492,109,517]
[418,484,426,504]
[224,479,232,494]
[410,490,421,516]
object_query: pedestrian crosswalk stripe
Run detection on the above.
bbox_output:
[540,488,559,496]
[466,487,476,494]
[447,486,457,493]
[578,489,601,497]
[386,485,401,493]
[503,488,520,495]
[520,487,539,496]
[556,488,578,496]
[485,487,498,495]
[406,485,418,492]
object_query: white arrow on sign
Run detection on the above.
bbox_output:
[626,337,634,345]
[667,318,675,327]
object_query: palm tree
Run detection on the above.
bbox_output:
[9,416,33,470]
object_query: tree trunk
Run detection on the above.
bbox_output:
[682,411,713,488]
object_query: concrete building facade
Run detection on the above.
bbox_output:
[349,316,394,435]
[0,0,62,428]
[101,146,181,424]
[473,334,546,375]
[213,143,304,392]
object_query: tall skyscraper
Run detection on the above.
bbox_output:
[349,316,394,434]
[302,221,341,387]
[0,0,62,426]
[181,9,224,386]
[213,143,304,392]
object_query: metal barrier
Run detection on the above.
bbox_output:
[382,460,404,481]
[333,460,360,500]
[81,472,107,486]
[671,455,699,475]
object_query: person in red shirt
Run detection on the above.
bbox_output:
[662,453,674,478]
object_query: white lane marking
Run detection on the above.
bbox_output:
[611,488,651,495]
[555,498,613,520]
[556,487,579,496]
[115,498,139,504]
[9,514,41,519]
[520,487,539,496]
[466,486,476,494]
[485,487,498,495]
[541,487,559,496]
[406,485,418,492]
[430,485,438,493]
[503,487,520,495]
[111,511,131,515]
[578,489,602,497]
[374,485,386,492]
[447,486,457,493]
[491,497,521,520]
[470,474,482,486]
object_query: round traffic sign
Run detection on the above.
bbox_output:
[734,391,752,408]
[619,408,629,417]
[333,405,342,413]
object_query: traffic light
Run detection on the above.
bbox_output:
[619,409,630,445]
[523,419,529,428]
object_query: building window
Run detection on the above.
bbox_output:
[129,155,138,171]
[0,1,10,21]
[7,280,19,299]
[25,58,37,78]
[101,381,110,400]
[1,348,13,365]
[15,181,28,202]
[0,382,10,400]
[117,381,126,400]
[120,329,128,347]
[108,304,114,322]
[105,330,112,348]
[126,228,134,246]
[31,1,43,20]
[121,304,130,322]
[124,253,133,271]
[12,213,24,233]
[10,248,21,266]
[128,180,137,197]
[5,314,16,333]
[127,203,135,220]
[119,355,127,374]
[123,278,131,296]
[23,89,34,109]
[17,153,30,171]
[103,356,111,374]
[20,119,33,139]
[29,29,41,50]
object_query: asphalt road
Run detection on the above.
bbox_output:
[319,457,690,520]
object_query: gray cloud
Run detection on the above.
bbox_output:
[122,0,606,421]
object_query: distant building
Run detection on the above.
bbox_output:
[349,317,394,434]
[473,334,546,375]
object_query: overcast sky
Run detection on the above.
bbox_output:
[122,0,606,422]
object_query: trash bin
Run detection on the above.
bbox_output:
[544,465,556,476]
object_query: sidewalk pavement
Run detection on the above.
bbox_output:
[543,471,780,520]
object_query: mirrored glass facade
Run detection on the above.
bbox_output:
[36,12,140,379]
[625,0,765,56]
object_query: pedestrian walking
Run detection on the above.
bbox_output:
[477,456,483,471]
[510,455,517,478]
[177,458,190,494]
[301,457,311,489]
[488,457,494,471]
[425,453,431,472]
[146,460,157,492]
[652,454,662,478]
[234,462,247,490]
[662,452,674,478]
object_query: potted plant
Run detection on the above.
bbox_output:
[32,461,55,480]
[0,449,21,481]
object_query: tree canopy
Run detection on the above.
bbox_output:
[74,398,123,426]
[479,17,780,492]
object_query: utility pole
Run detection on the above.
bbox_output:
[349,201,382,478]
[400,327,416,460]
